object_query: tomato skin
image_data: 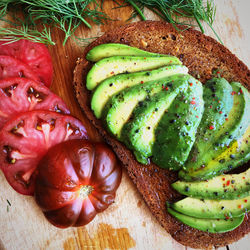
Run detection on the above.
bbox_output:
[0,111,88,195]
[35,139,122,228]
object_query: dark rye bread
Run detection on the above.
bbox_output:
[73,21,250,249]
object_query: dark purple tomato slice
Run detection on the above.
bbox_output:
[0,110,88,195]
[0,77,70,129]
[0,40,53,87]
[0,55,40,82]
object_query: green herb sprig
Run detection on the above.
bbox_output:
[0,0,108,45]
[120,0,222,44]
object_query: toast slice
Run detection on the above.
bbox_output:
[73,21,250,249]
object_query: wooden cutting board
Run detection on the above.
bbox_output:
[0,1,249,249]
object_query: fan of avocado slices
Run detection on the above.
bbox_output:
[85,43,250,233]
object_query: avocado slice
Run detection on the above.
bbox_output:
[169,196,250,219]
[86,43,163,62]
[179,125,250,181]
[91,65,188,118]
[173,168,250,200]
[86,55,182,90]
[167,207,244,233]
[183,78,234,170]
[121,74,190,164]
[152,76,204,170]
[103,75,186,139]
[180,81,250,180]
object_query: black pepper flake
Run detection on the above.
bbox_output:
[229,135,233,139]
[167,82,173,87]
[138,101,144,107]
[231,180,235,184]
[146,72,151,76]
[135,129,139,133]
[155,108,158,112]
[185,186,190,192]
[185,121,189,125]
[221,206,225,210]
[219,159,225,163]
[147,126,151,130]
[228,165,233,170]
[212,93,216,97]
[230,154,235,159]
[225,132,229,135]
[170,119,176,123]
[109,83,113,87]
[214,192,218,196]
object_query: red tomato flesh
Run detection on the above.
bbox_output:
[0,111,88,195]
[0,40,53,87]
[0,55,40,82]
[0,77,70,129]
[35,139,122,228]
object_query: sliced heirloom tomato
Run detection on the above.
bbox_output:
[0,55,40,82]
[35,139,122,228]
[0,77,70,129]
[0,40,53,87]
[0,111,88,195]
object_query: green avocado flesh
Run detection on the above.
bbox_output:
[152,77,204,169]
[103,75,186,139]
[169,195,250,219]
[167,207,245,233]
[167,207,244,233]
[86,43,163,62]
[121,74,190,164]
[169,196,250,219]
[86,55,182,90]
[86,43,250,234]
[91,65,188,118]
[179,81,250,181]
[173,168,250,200]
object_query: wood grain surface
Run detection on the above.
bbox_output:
[0,0,249,249]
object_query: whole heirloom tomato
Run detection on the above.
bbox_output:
[35,139,122,228]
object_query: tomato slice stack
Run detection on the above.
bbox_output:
[0,40,53,87]
[0,39,89,196]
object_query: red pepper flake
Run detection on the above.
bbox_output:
[209,105,212,109]
[219,111,223,114]
[140,81,144,84]
[192,97,195,100]
[244,199,248,203]
[165,87,169,91]
[189,82,193,86]
[240,88,243,94]
[225,215,230,220]
[226,180,230,186]
[238,204,243,209]
[222,177,225,181]
[225,118,228,121]
[162,85,165,89]
[209,125,214,130]
[144,57,146,59]
[231,91,236,95]
[191,100,196,105]
[217,71,220,74]
[196,115,199,118]
[243,177,246,179]
[110,71,114,75]
[218,100,221,103]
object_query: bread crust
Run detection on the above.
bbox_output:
[73,21,250,249]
